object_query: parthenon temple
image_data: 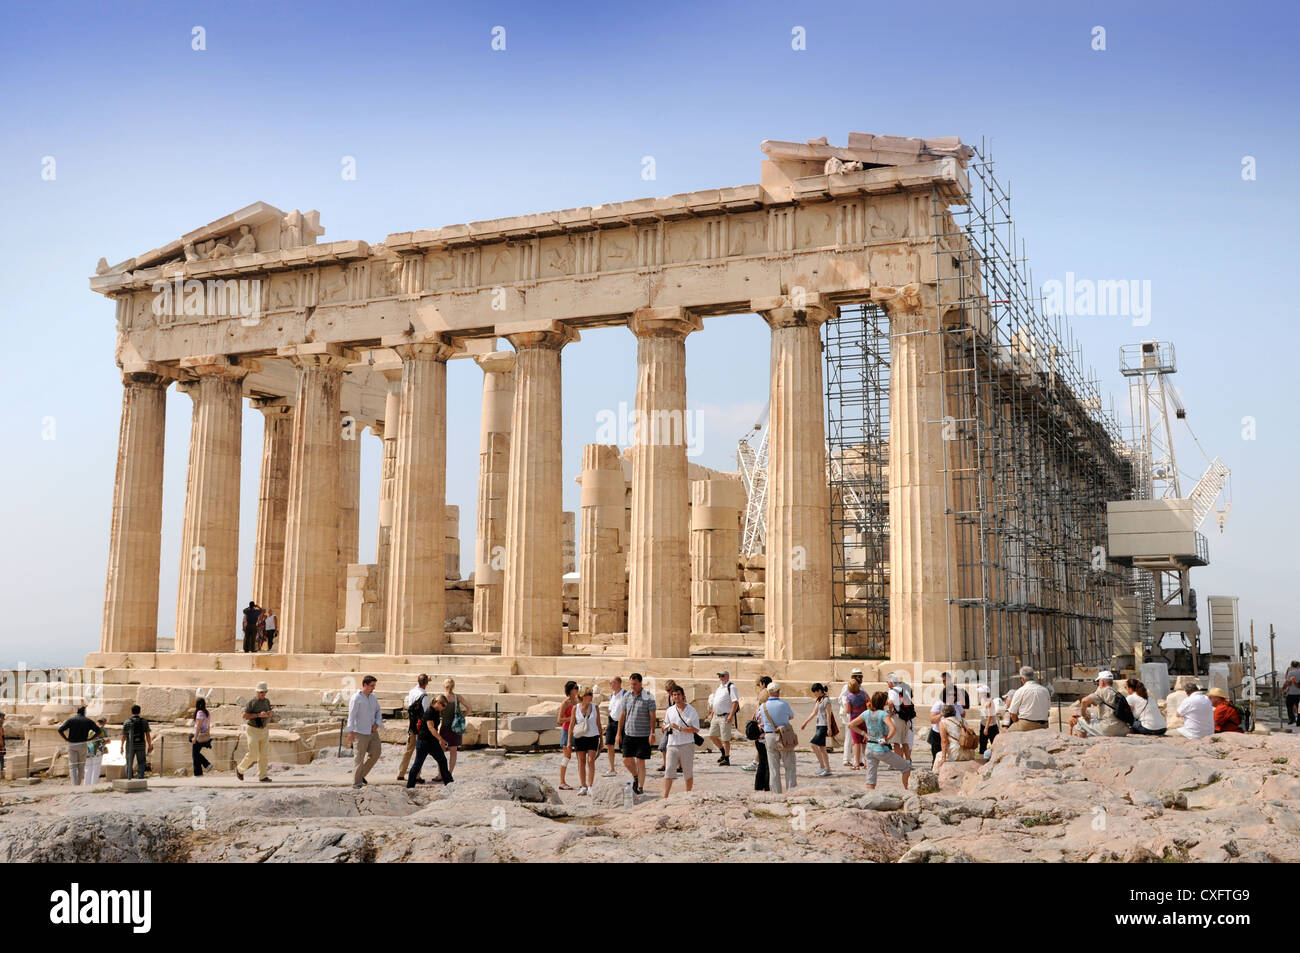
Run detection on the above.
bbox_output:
[87,132,1134,709]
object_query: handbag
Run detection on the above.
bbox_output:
[744,718,761,741]
[450,699,467,735]
[668,706,703,746]
[764,703,798,751]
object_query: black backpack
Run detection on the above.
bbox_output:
[407,696,426,734]
[1103,690,1135,726]
[126,716,147,745]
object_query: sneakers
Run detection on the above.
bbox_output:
[654,765,665,773]
[719,756,730,767]
[632,783,643,795]
[815,768,831,777]
[577,786,589,796]
[259,777,272,783]
[601,770,616,778]
[396,775,406,781]
[741,763,756,772]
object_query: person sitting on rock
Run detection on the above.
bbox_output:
[933,703,980,770]
[1072,672,1131,737]
[1209,687,1243,734]
[1123,678,1167,736]
[1176,684,1214,739]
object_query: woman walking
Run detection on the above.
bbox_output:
[557,680,579,790]
[850,691,911,790]
[191,697,213,776]
[844,677,868,769]
[801,683,833,777]
[933,704,978,770]
[570,686,602,796]
[1124,678,1167,735]
[439,677,471,774]
[661,685,700,798]
[655,679,680,775]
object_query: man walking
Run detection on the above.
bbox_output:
[348,675,384,789]
[235,682,276,781]
[263,608,278,652]
[758,682,797,793]
[405,693,452,787]
[241,600,261,653]
[397,673,429,782]
[57,705,98,785]
[708,670,740,766]
[602,675,629,778]
[122,704,152,779]
[616,672,655,795]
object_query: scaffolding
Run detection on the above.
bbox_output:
[825,303,890,658]
[927,143,1135,688]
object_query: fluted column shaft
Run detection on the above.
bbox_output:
[250,399,293,617]
[473,351,515,635]
[579,443,627,635]
[383,337,455,656]
[758,297,833,661]
[337,412,361,631]
[372,369,402,640]
[887,299,953,664]
[690,476,744,634]
[101,368,171,653]
[279,345,352,654]
[175,356,250,654]
[501,325,578,657]
[626,308,700,658]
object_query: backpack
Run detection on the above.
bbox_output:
[955,718,979,750]
[126,716,147,746]
[408,697,427,735]
[1103,689,1135,726]
[1231,702,1252,732]
[895,692,916,722]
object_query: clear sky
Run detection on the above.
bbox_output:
[1,0,1296,672]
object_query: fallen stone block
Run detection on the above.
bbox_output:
[112,779,148,792]
[508,714,557,732]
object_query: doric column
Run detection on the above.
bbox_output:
[754,295,833,661]
[249,398,293,619]
[382,333,458,656]
[882,285,954,665]
[690,475,744,634]
[626,307,701,658]
[174,355,252,654]
[278,344,353,655]
[472,351,515,635]
[578,444,627,635]
[101,363,174,654]
[500,323,579,657]
[337,410,361,631]
[372,366,402,639]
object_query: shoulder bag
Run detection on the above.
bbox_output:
[764,702,798,751]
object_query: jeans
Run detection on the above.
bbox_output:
[406,736,451,787]
[763,733,796,793]
[243,627,256,652]
[192,739,212,776]
[265,631,276,652]
[1287,695,1298,725]
[125,742,147,779]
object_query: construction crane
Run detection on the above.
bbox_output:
[737,408,769,557]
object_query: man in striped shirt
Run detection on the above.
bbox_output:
[616,673,656,795]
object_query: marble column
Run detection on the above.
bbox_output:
[174,355,252,654]
[101,364,173,654]
[883,286,954,664]
[249,398,293,619]
[337,411,361,632]
[372,367,402,641]
[754,295,833,661]
[382,334,457,656]
[626,307,700,658]
[690,475,744,634]
[500,323,578,658]
[578,444,627,635]
[472,351,515,635]
[278,344,353,655]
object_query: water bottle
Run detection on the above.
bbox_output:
[623,781,634,808]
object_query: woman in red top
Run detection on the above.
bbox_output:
[1209,688,1243,733]
[557,681,580,790]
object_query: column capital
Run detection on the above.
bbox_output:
[869,282,930,317]
[380,332,459,362]
[475,350,516,375]
[179,354,258,381]
[119,361,182,387]
[751,293,835,329]
[250,396,293,416]
[628,306,703,339]
[276,342,357,369]
[500,320,580,352]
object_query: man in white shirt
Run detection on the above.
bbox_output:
[397,673,429,783]
[1176,685,1214,739]
[1006,666,1052,732]
[603,675,630,778]
[839,668,864,766]
[347,675,384,789]
[886,672,915,759]
[707,670,741,766]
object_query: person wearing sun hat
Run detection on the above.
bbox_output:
[235,681,276,782]
[1208,686,1244,734]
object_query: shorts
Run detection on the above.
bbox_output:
[708,714,734,741]
[573,735,599,752]
[605,721,619,746]
[893,721,915,748]
[665,743,694,780]
[560,728,570,747]
[810,726,828,747]
[1007,719,1047,732]
[622,735,652,761]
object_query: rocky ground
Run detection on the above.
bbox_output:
[2,729,1298,862]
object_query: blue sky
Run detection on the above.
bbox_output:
[1,0,1296,670]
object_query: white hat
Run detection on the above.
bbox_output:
[976,684,990,695]
[255,681,269,693]
[849,668,864,676]
[1095,671,1114,681]
[767,682,782,693]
